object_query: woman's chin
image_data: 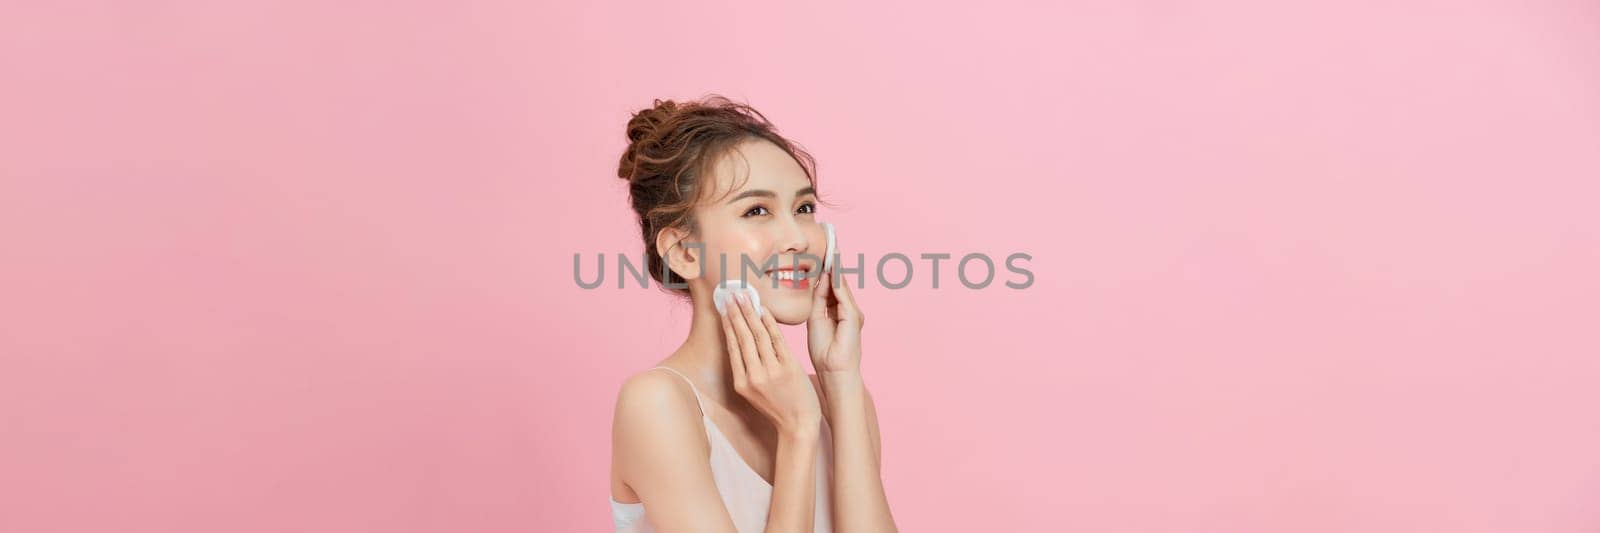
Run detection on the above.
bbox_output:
[766,302,812,325]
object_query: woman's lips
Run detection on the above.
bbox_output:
[764,268,812,290]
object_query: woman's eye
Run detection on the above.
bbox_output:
[798,202,816,214]
[743,205,770,217]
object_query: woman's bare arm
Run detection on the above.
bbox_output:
[766,422,821,532]
[818,371,897,532]
[613,370,819,533]
[804,254,896,532]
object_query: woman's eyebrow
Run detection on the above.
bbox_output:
[725,189,774,204]
[724,186,816,204]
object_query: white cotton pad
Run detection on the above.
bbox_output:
[822,222,837,271]
[713,279,762,316]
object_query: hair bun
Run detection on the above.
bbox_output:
[618,99,681,182]
[627,99,679,144]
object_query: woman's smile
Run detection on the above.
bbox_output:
[764,264,813,290]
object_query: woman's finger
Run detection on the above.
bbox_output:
[736,292,779,368]
[810,263,834,322]
[720,305,746,389]
[727,295,765,377]
[758,307,791,364]
[832,261,863,326]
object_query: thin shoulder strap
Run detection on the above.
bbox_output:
[649,366,707,417]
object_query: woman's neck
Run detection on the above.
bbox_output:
[661,292,742,410]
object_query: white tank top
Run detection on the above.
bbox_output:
[610,366,834,532]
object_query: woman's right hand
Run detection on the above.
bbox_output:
[720,291,823,436]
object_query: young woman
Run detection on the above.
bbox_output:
[608,96,898,532]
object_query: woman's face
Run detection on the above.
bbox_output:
[692,139,825,325]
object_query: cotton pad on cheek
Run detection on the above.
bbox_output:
[713,279,763,317]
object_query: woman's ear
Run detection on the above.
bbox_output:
[655,225,704,282]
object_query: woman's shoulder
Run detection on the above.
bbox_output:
[611,367,712,475]
[616,367,696,411]
[613,368,706,437]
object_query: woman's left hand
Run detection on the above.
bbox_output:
[807,259,865,376]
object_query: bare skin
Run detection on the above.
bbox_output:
[610,139,897,532]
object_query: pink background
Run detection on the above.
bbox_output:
[3,1,1598,532]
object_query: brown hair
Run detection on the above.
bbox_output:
[616,94,820,298]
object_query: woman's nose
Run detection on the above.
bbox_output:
[777,220,808,255]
